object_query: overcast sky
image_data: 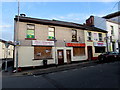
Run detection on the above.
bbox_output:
[1,1,119,41]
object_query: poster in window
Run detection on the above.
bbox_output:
[48,32,54,39]
[27,30,34,38]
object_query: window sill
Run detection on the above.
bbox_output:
[33,58,53,60]
[25,38,36,40]
[87,40,93,42]
[98,41,103,42]
[47,39,55,41]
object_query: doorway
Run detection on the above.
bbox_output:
[57,50,64,65]
[87,46,93,60]
[66,50,71,64]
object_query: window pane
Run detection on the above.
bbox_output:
[48,27,55,39]
[27,30,35,38]
[95,47,105,53]
[27,24,35,29]
[72,30,77,42]
[49,27,54,31]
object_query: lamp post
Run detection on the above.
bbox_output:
[15,0,20,72]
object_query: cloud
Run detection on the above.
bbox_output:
[0,25,12,28]
[48,13,90,24]
[1,0,119,2]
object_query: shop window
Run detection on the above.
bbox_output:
[26,24,35,39]
[73,47,85,56]
[72,30,77,42]
[48,27,55,39]
[87,32,92,41]
[98,33,102,41]
[34,46,52,60]
[95,47,105,53]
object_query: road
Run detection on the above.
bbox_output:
[2,61,120,88]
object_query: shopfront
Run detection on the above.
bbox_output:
[93,42,106,60]
[66,43,86,61]
[32,40,54,60]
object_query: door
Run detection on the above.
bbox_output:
[66,50,71,64]
[87,46,93,60]
[57,50,64,65]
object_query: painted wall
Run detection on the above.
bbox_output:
[15,22,85,46]
[84,30,107,59]
[94,16,119,52]
[0,41,14,60]
[94,16,107,30]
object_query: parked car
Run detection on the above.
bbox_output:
[98,52,120,62]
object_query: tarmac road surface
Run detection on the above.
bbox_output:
[2,61,120,88]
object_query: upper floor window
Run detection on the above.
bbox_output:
[87,32,92,41]
[98,33,102,41]
[26,24,35,39]
[72,30,77,42]
[111,25,114,35]
[48,27,55,39]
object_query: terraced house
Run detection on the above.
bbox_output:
[14,14,107,68]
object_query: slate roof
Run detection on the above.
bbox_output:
[102,11,120,19]
[14,16,107,33]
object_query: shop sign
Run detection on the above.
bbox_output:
[32,40,54,46]
[66,43,85,47]
[94,42,106,46]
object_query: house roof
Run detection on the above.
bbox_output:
[83,25,107,33]
[102,11,120,19]
[0,39,14,46]
[14,15,107,33]
[106,19,120,25]
[14,16,85,29]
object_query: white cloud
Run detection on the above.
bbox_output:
[0,25,12,28]
[1,0,119,2]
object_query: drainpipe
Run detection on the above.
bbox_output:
[106,33,109,52]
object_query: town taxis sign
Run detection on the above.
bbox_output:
[94,42,106,47]
[66,43,86,47]
[32,40,54,46]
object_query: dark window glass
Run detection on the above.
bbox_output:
[72,30,77,42]
[87,32,92,40]
[98,33,102,41]
[95,47,105,53]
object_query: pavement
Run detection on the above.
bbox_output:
[2,60,99,77]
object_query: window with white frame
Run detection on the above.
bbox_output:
[87,32,92,40]
[72,30,77,42]
[26,24,35,39]
[98,33,102,41]
[48,27,55,39]
[111,25,114,35]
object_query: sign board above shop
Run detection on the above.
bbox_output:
[32,40,54,46]
[66,43,86,47]
[94,42,106,47]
